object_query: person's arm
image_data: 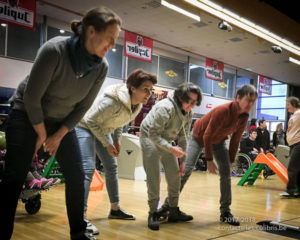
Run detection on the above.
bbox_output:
[240,138,252,153]
[255,131,261,149]
[202,109,226,160]
[62,66,108,130]
[112,127,123,155]
[266,130,271,152]
[112,127,123,143]
[23,42,60,125]
[23,42,60,157]
[272,131,278,150]
[229,119,248,163]
[84,96,120,148]
[44,125,69,156]
[177,114,192,162]
[147,107,174,152]
[284,132,288,145]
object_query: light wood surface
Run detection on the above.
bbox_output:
[11,171,300,239]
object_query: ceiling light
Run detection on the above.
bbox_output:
[1,23,7,27]
[59,29,65,34]
[112,48,117,52]
[218,20,232,31]
[184,0,300,56]
[289,57,300,66]
[161,0,200,22]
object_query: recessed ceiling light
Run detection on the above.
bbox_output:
[161,0,200,21]
[184,0,300,56]
[289,57,300,66]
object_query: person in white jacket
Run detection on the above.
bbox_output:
[280,96,300,198]
[139,82,202,231]
[75,69,157,234]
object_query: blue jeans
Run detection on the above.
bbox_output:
[0,110,86,239]
[181,133,232,214]
[75,126,119,212]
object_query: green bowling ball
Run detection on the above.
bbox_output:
[0,131,6,150]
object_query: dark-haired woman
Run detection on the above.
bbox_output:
[0,7,121,240]
[75,69,157,234]
[139,82,202,231]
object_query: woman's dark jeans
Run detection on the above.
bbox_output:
[0,110,86,239]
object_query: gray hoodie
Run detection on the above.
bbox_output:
[78,83,143,147]
[140,93,192,162]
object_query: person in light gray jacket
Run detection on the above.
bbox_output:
[140,82,202,231]
[76,69,157,234]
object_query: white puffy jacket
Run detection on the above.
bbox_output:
[78,83,142,147]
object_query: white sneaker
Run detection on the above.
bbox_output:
[84,219,99,235]
[280,192,295,198]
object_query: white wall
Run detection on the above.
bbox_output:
[193,94,231,115]
[0,57,124,95]
[0,58,231,117]
[0,57,33,88]
[98,76,124,96]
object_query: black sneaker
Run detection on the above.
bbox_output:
[157,197,169,220]
[108,208,136,220]
[220,212,240,226]
[168,207,193,222]
[84,219,99,235]
[148,212,160,230]
[71,231,98,240]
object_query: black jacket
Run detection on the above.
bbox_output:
[255,127,270,151]
[240,137,258,154]
[273,131,288,147]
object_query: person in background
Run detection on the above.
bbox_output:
[256,119,270,153]
[240,129,259,161]
[140,83,202,231]
[272,122,287,150]
[248,118,257,133]
[0,7,121,240]
[280,97,300,198]
[75,69,157,235]
[158,84,258,226]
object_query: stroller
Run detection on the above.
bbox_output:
[0,146,60,215]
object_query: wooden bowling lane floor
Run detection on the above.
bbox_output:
[12,171,300,239]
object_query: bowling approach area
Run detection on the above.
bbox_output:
[12,170,300,240]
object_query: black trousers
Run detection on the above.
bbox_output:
[0,110,86,239]
[287,141,300,193]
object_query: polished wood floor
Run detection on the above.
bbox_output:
[12,171,300,240]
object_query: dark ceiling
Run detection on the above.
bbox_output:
[262,0,300,24]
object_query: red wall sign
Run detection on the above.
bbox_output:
[124,31,153,63]
[259,76,272,95]
[205,58,224,82]
[0,0,36,30]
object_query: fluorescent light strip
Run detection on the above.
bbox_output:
[161,0,200,22]
[289,57,300,65]
[184,0,300,56]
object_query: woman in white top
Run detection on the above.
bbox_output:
[280,96,300,198]
[76,69,157,234]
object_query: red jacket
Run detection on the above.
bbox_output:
[193,101,249,163]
